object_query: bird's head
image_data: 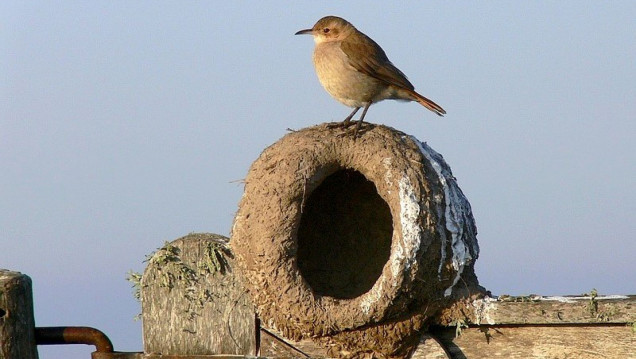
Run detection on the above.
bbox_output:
[295,16,356,44]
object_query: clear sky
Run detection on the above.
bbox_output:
[2,2,635,358]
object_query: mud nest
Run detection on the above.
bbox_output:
[231,123,479,339]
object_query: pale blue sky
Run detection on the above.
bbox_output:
[2,2,635,358]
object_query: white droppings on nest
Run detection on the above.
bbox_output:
[396,176,422,278]
[409,137,479,297]
[360,175,422,316]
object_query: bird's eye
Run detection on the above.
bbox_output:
[323,28,330,33]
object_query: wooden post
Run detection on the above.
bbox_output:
[141,233,256,356]
[0,269,38,359]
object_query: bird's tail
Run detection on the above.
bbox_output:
[407,89,446,116]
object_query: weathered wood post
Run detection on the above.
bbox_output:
[231,123,483,357]
[141,233,257,356]
[0,269,38,359]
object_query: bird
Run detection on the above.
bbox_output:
[295,16,445,134]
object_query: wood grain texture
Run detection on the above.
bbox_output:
[474,296,636,325]
[141,233,256,356]
[0,270,38,359]
[413,325,636,359]
[435,295,636,326]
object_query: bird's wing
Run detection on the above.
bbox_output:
[340,33,415,91]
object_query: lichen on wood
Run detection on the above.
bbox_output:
[140,233,256,356]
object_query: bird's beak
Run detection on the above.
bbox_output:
[295,28,313,35]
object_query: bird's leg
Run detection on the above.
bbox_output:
[329,107,359,129]
[353,102,372,136]
[342,107,360,126]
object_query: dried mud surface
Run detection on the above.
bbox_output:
[231,123,480,355]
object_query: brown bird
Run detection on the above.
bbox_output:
[295,16,445,133]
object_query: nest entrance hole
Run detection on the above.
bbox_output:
[297,169,393,299]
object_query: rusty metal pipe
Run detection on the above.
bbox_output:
[35,326,114,353]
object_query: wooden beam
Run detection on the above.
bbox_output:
[414,294,636,358]
[435,295,636,326]
[414,325,635,359]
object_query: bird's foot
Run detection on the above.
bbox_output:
[333,120,369,139]
[327,119,355,130]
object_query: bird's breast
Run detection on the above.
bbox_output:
[312,42,386,108]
